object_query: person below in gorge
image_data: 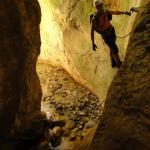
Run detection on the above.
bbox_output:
[91,0,131,68]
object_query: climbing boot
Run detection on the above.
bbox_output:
[111,58,118,68]
[117,60,122,68]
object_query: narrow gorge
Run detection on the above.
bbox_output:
[0,0,149,150]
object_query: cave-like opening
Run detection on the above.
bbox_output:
[36,0,141,149]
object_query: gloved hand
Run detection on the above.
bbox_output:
[92,43,97,51]
[130,7,138,13]
[124,11,131,16]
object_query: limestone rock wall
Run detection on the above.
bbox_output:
[90,1,150,149]
[0,0,42,138]
[38,0,140,101]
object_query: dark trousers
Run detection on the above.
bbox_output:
[101,26,121,67]
[101,26,118,54]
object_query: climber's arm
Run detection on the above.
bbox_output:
[91,25,95,44]
[91,21,97,51]
[106,10,131,15]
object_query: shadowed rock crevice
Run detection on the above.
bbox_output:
[0,0,42,147]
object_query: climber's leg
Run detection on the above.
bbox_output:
[110,49,117,67]
[102,26,122,68]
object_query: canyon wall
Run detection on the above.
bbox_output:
[0,0,42,141]
[90,1,150,149]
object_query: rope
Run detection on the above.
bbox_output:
[116,31,132,39]
[115,6,149,39]
[134,6,150,9]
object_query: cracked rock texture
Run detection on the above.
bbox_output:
[90,1,150,150]
[0,0,42,141]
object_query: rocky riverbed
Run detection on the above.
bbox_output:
[37,63,103,150]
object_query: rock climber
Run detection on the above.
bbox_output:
[91,0,131,68]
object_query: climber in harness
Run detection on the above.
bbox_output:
[91,0,131,68]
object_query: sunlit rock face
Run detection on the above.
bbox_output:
[0,0,41,140]
[38,0,140,101]
[39,0,64,64]
[90,1,150,149]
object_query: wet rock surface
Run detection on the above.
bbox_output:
[37,63,102,149]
